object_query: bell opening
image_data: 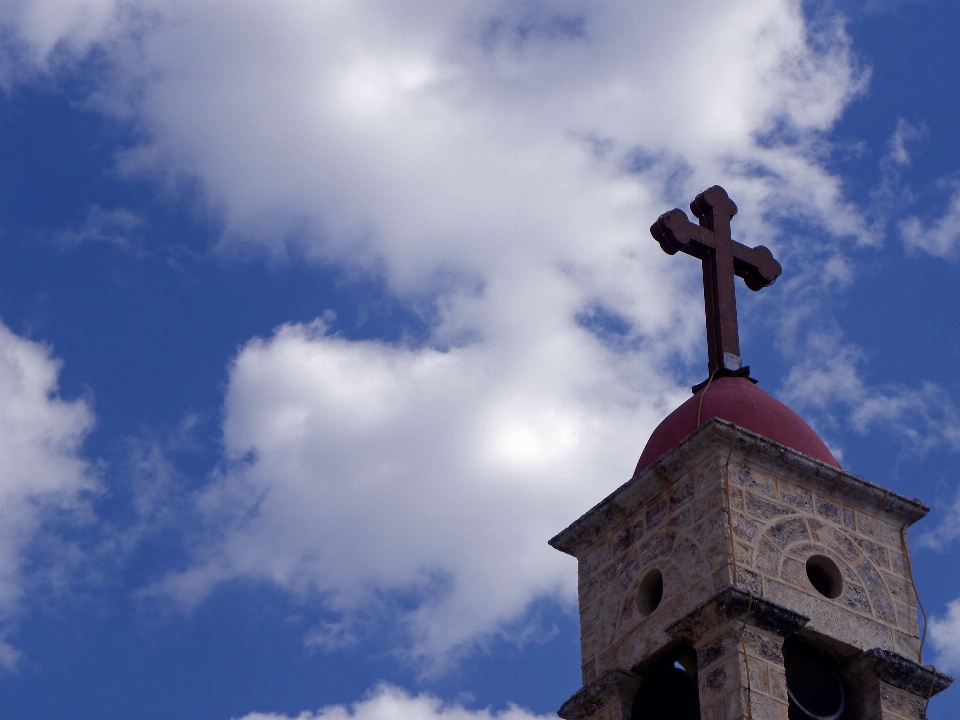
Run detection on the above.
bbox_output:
[784,640,845,720]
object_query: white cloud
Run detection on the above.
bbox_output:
[0,321,95,666]
[930,599,960,673]
[886,117,924,167]
[1,1,881,663]
[919,486,960,550]
[161,319,677,665]
[56,204,144,250]
[865,117,923,234]
[0,0,124,82]
[235,684,553,720]
[5,1,871,264]
[780,331,960,458]
[900,183,960,258]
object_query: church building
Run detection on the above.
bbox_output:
[550,187,952,720]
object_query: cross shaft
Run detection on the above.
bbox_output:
[650,186,781,378]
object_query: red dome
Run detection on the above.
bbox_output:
[635,376,839,475]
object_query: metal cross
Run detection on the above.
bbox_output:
[650,186,782,379]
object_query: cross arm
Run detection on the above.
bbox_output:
[650,208,782,290]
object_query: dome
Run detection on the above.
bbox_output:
[635,376,839,475]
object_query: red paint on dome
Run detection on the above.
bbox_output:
[635,376,839,475]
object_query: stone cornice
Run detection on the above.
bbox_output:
[549,419,929,558]
[557,669,641,720]
[846,648,953,698]
[666,588,809,642]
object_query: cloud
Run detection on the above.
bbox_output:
[160,319,677,666]
[780,331,960,458]
[886,117,924,167]
[864,118,924,234]
[930,599,960,673]
[55,204,144,250]
[6,1,871,264]
[0,0,125,83]
[1,1,881,664]
[900,183,960,258]
[919,487,960,550]
[235,684,553,720]
[0,320,95,667]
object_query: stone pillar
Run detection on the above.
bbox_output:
[557,670,641,720]
[668,588,807,720]
[845,649,952,720]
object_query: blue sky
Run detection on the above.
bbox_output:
[0,2,959,718]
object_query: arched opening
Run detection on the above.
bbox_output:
[784,640,845,720]
[631,652,700,720]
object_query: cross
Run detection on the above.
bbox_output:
[650,185,782,382]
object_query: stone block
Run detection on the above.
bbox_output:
[780,485,813,512]
[580,541,611,580]
[746,493,794,520]
[731,463,776,499]
[766,518,809,552]
[579,597,606,642]
[702,659,734,705]
[614,553,641,593]
[768,661,787,704]
[644,500,667,531]
[857,512,902,548]
[856,535,891,568]
[744,691,787,720]
[857,559,897,624]
[825,525,862,561]
[746,655,769,694]
[670,479,696,509]
[779,557,805,588]
[840,582,872,615]
[895,603,918,634]
[612,515,644,556]
[814,494,841,522]
[731,512,760,542]
[843,506,856,530]
[890,551,909,578]
[668,505,694,529]
[882,571,912,605]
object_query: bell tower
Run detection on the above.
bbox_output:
[549,188,952,720]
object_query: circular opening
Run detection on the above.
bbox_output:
[637,569,664,616]
[784,641,845,720]
[805,555,843,599]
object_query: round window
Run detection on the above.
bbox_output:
[637,568,664,616]
[805,555,843,599]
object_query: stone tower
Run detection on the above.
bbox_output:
[549,188,952,720]
[551,380,951,720]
